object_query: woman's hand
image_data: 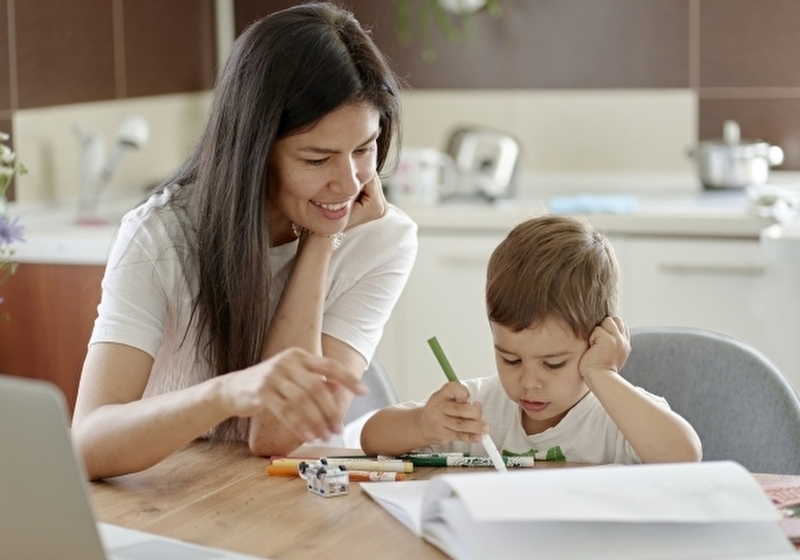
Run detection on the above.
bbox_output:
[346,173,387,231]
[223,347,368,442]
[418,382,489,445]
[578,316,631,382]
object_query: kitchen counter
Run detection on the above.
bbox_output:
[398,188,776,239]
[8,195,141,265]
[6,175,790,265]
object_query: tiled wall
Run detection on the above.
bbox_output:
[230,0,800,172]
[0,0,215,199]
[7,0,800,200]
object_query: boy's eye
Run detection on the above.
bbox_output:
[544,361,567,370]
[501,356,521,366]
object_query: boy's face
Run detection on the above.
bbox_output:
[491,317,590,435]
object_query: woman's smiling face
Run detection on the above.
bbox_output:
[268,102,380,245]
[491,317,590,435]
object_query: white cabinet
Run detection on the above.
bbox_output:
[619,237,800,391]
[377,228,800,401]
[376,231,506,401]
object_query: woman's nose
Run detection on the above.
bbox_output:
[330,157,362,195]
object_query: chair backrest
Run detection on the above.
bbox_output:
[344,358,399,425]
[621,326,800,474]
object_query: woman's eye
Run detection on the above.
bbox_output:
[355,143,377,156]
[306,158,327,167]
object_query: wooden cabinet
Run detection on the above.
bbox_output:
[377,230,800,401]
[0,263,104,415]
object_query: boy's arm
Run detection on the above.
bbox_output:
[581,317,703,463]
[360,382,488,456]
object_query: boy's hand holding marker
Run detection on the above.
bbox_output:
[427,337,509,472]
[419,380,488,445]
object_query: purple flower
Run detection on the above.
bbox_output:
[0,214,24,245]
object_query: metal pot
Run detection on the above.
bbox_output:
[689,120,784,189]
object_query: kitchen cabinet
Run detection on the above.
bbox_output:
[0,263,103,415]
[619,237,800,391]
[377,232,506,401]
[376,226,800,401]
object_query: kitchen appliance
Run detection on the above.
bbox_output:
[385,147,458,205]
[688,120,784,189]
[445,126,520,199]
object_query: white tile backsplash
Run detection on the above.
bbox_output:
[13,92,211,203]
[10,88,697,203]
[400,88,698,174]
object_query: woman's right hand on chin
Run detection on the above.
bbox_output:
[222,347,368,442]
[346,174,387,231]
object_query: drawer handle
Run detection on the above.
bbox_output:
[658,263,766,276]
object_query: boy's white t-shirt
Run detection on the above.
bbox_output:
[400,375,671,464]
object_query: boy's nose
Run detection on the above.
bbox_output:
[521,367,544,390]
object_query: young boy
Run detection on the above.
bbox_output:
[361,215,702,464]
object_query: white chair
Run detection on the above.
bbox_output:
[621,326,800,474]
[344,358,399,425]
[343,358,399,448]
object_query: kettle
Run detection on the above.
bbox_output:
[689,120,784,189]
[385,147,458,205]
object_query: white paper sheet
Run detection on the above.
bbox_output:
[361,461,797,560]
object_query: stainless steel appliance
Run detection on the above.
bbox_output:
[689,120,784,189]
[445,126,520,199]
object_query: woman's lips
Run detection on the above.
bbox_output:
[521,400,549,412]
[313,200,350,220]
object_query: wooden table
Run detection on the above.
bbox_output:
[90,441,573,559]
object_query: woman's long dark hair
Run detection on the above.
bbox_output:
[161,2,401,381]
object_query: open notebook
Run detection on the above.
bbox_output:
[361,461,797,560]
[0,374,265,560]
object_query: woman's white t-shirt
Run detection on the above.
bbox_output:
[90,187,418,440]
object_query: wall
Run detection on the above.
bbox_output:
[236,0,800,182]
[0,0,216,202]
[6,0,800,202]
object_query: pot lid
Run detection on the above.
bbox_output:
[700,119,769,148]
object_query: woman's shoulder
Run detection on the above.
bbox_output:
[113,186,192,258]
[119,187,186,236]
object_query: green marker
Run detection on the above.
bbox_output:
[426,336,509,473]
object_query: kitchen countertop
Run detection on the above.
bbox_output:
[397,188,776,238]
[6,174,792,265]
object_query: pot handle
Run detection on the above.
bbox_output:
[723,120,741,145]
[768,145,785,167]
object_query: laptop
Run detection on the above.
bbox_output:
[0,374,266,560]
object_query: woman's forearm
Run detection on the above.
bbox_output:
[73,376,231,480]
[263,234,333,357]
[251,235,335,450]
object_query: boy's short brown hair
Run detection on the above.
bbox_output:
[486,215,619,340]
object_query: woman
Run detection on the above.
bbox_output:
[72,2,417,480]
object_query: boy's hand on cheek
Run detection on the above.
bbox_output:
[578,316,631,384]
[418,382,488,445]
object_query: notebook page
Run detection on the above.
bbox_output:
[360,480,430,535]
